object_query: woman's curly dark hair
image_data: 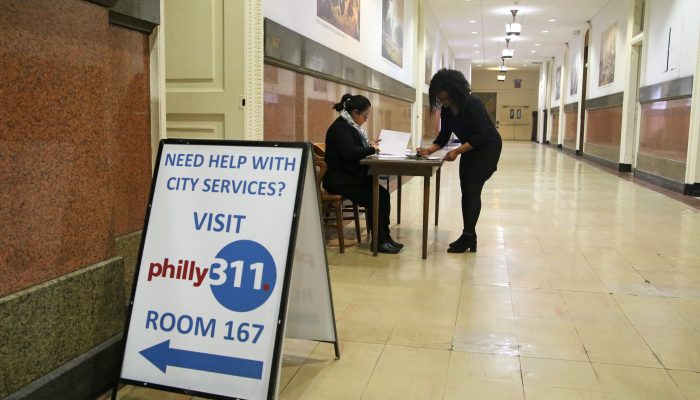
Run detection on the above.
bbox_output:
[428,68,471,111]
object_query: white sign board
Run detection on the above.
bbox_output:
[118,140,309,400]
[285,155,339,346]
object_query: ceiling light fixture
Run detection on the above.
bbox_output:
[497,74,506,82]
[502,37,514,58]
[499,58,508,72]
[506,9,521,36]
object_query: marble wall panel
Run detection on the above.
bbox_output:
[584,106,622,161]
[0,0,152,296]
[638,98,691,162]
[264,65,413,147]
[551,113,560,144]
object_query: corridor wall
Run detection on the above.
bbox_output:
[636,0,700,191]
[0,0,155,398]
[263,1,453,148]
[584,0,630,166]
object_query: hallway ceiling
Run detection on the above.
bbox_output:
[426,0,609,72]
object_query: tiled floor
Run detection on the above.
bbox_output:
[109,142,700,400]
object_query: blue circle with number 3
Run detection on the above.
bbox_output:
[209,240,277,312]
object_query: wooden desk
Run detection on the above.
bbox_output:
[360,156,444,259]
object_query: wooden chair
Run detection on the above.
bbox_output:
[312,147,362,253]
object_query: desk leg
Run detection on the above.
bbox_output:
[397,175,402,224]
[372,174,379,256]
[422,176,430,259]
[435,168,441,226]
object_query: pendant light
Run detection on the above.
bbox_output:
[502,37,514,59]
[499,58,508,72]
[506,9,521,36]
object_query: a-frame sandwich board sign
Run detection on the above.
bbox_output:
[112,139,339,400]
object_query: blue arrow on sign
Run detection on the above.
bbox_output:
[140,340,263,380]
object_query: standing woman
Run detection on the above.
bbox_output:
[323,93,402,254]
[418,69,502,253]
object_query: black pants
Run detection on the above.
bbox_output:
[337,180,391,243]
[459,162,486,235]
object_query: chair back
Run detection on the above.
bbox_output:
[314,157,327,187]
[312,143,326,158]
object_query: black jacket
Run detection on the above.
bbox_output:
[434,94,502,182]
[323,116,376,193]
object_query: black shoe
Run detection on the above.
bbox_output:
[377,242,401,254]
[447,233,477,253]
[449,232,477,248]
[387,236,404,248]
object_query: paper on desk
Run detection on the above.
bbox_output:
[404,149,443,160]
[377,129,411,156]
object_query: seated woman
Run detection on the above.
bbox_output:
[323,93,402,254]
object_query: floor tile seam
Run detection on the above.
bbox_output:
[523,354,665,371]
[554,287,596,368]
[278,341,322,394]
[609,293,675,371]
[577,245,636,292]
[611,293,698,331]
[452,268,468,355]
[667,373,696,400]
[357,341,388,400]
[590,361,689,398]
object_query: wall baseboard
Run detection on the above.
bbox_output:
[619,163,632,172]
[581,152,619,171]
[634,169,685,193]
[5,335,122,400]
[562,146,576,156]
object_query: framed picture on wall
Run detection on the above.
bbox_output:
[425,52,432,84]
[555,66,561,101]
[570,63,578,95]
[598,23,616,86]
[317,0,361,41]
[382,0,404,67]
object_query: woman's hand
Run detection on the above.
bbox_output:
[416,147,431,157]
[444,149,460,162]
[370,139,382,154]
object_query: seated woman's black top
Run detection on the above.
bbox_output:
[323,116,377,193]
[434,94,502,183]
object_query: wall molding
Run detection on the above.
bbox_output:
[585,92,624,110]
[563,102,579,113]
[264,18,415,103]
[634,169,685,193]
[5,335,122,400]
[86,0,118,7]
[107,0,160,33]
[639,76,694,104]
[582,152,624,171]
